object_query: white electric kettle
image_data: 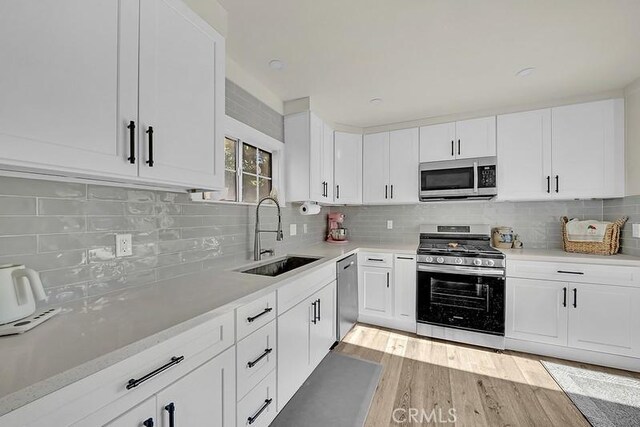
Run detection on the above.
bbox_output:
[0,264,47,325]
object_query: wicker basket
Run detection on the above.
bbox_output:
[561,216,628,255]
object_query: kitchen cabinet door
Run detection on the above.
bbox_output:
[419,122,456,162]
[551,99,624,199]
[322,122,335,201]
[308,113,326,201]
[455,116,496,160]
[394,255,416,324]
[156,347,235,427]
[389,128,419,203]
[360,266,393,318]
[497,109,552,201]
[138,0,225,190]
[363,132,390,204]
[310,281,337,370]
[568,283,640,357]
[505,278,568,346]
[0,0,139,180]
[104,397,156,427]
[334,132,362,204]
[277,300,311,410]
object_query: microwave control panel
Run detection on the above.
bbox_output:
[477,165,496,188]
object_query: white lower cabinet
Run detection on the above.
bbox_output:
[236,321,277,400]
[393,255,416,326]
[277,280,336,411]
[104,397,156,427]
[359,265,393,318]
[237,370,277,427]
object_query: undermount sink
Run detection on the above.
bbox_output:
[239,256,321,277]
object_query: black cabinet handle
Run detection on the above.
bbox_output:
[336,184,340,199]
[555,175,559,193]
[390,184,394,199]
[248,398,273,425]
[164,403,175,427]
[386,272,390,288]
[146,126,154,167]
[316,298,321,322]
[397,256,414,260]
[451,140,454,156]
[457,139,461,155]
[247,348,273,368]
[367,257,384,262]
[385,185,388,199]
[546,176,550,193]
[557,270,584,275]
[311,300,317,324]
[143,418,154,427]
[127,121,136,164]
[126,356,184,390]
[562,287,567,307]
[247,307,272,323]
[573,288,577,308]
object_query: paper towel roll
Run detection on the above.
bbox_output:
[299,202,321,215]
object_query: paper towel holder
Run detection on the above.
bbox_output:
[299,201,321,215]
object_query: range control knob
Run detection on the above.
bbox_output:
[473,258,483,266]
[425,256,433,263]
[454,258,463,265]
[486,259,495,267]
[436,257,445,264]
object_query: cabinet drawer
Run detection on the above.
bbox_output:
[237,320,276,400]
[507,260,640,286]
[237,291,276,341]
[278,263,335,314]
[237,369,277,427]
[359,252,393,268]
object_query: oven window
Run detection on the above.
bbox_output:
[421,167,474,191]
[430,280,489,311]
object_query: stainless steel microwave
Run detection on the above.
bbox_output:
[419,157,497,201]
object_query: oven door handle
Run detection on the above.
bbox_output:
[417,263,504,277]
[473,161,479,193]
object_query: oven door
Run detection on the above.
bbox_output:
[416,264,505,335]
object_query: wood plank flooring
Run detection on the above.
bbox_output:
[333,323,640,426]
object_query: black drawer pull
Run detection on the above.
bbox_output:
[451,140,454,156]
[562,287,567,307]
[546,176,550,193]
[555,175,559,193]
[573,288,578,308]
[127,121,136,164]
[126,356,184,390]
[390,184,394,199]
[164,402,175,427]
[247,307,273,323]
[143,418,154,427]
[311,300,318,324]
[248,348,273,368]
[557,270,584,275]
[248,398,273,425]
[146,126,154,167]
[367,258,384,262]
[316,298,321,322]
[397,256,414,260]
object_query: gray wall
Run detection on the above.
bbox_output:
[226,79,284,142]
[604,196,640,256]
[0,177,326,306]
[333,200,604,248]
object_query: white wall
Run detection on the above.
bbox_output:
[625,77,640,196]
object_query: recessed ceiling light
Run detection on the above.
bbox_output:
[516,67,536,77]
[370,98,383,104]
[269,59,285,70]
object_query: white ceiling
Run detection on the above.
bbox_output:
[218,0,640,128]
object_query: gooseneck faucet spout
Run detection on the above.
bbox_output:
[254,196,283,261]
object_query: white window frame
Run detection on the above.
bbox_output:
[193,115,286,205]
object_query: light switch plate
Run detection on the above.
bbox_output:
[115,234,133,257]
[633,224,640,238]
[290,224,297,236]
[387,220,393,230]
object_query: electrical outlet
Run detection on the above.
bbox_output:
[290,224,297,236]
[387,220,393,230]
[303,224,308,234]
[633,224,640,238]
[115,234,133,257]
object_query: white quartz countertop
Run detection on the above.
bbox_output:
[0,241,417,416]
[501,248,640,266]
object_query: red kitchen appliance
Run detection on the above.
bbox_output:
[327,212,349,244]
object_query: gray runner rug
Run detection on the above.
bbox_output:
[271,352,382,427]
[542,361,640,427]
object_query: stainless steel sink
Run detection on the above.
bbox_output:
[239,256,321,277]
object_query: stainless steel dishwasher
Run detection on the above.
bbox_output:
[336,254,358,341]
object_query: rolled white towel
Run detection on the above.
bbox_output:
[565,218,611,242]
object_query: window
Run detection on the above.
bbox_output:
[223,137,273,203]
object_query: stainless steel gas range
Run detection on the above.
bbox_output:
[415,224,506,349]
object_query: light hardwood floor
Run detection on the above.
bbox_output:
[334,323,639,426]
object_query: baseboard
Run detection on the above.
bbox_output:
[505,338,640,372]
[357,314,416,333]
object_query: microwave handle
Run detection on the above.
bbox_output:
[473,161,478,193]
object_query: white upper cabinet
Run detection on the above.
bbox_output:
[334,132,362,204]
[497,99,625,201]
[0,0,139,180]
[0,0,225,190]
[497,109,552,201]
[551,99,624,199]
[420,117,496,162]
[363,128,419,204]
[137,0,225,189]
[285,112,334,203]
